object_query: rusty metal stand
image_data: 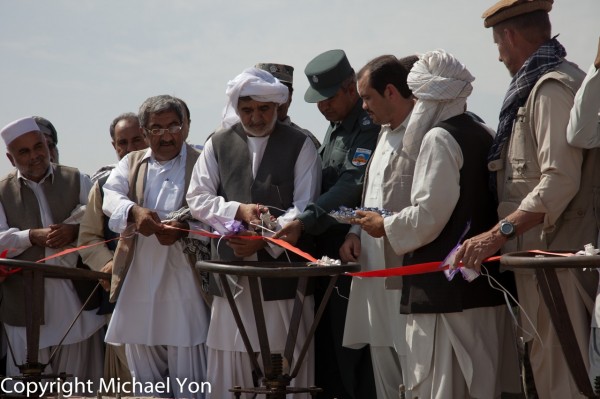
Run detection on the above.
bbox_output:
[196,261,359,399]
[501,251,600,399]
[0,258,110,397]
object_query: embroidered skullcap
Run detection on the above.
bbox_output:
[483,0,553,28]
[221,67,289,129]
[255,63,294,85]
[1,117,41,147]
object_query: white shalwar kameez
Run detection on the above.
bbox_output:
[342,123,407,399]
[186,134,321,399]
[0,168,104,388]
[383,128,520,398]
[565,63,600,384]
[103,146,210,399]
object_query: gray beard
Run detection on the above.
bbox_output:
[241,114,277,137]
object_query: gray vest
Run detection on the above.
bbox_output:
[210,122,308,300]
[0,165,80,326]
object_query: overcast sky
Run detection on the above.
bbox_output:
[1,0,598,177]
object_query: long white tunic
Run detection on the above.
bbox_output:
[567,64,600,149]
[0,167,104,348]
[186,134,321,351]
[103,145,210,346]
[343,123,407,352]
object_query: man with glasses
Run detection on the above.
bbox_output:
[101,95,210,398]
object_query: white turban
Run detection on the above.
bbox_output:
[392,50,476,214]
[221,67,289,129]
[1,117,41,147]
[403,50,475,164]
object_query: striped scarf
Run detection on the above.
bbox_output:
[488,37,566,194]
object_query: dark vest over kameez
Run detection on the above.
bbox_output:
[401,114,515,314]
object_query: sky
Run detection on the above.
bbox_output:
[0,0,598,177]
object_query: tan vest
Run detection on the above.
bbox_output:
[109,145,200,302]
[493,61,600,308]
[492,61,596,253]
[0,165,80,326]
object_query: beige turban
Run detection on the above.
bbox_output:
[404,49,475,163]
[1,117,41,147]
[221,67,289,129]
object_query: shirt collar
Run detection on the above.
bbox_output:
[17,163,54,185]
[143,144,187,165]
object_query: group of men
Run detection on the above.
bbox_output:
[1,0,600,398]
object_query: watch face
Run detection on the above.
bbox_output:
[500,221,514,236]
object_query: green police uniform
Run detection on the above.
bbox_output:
[301,49,378,399]
[297,99,378,234]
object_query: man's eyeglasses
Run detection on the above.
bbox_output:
[144,125,183,136]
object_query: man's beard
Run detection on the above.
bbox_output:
[241,114,277,137]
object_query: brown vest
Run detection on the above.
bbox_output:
[0,165,81,326]
[109,144,200,302]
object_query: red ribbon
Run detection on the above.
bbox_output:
[0,224,576,279]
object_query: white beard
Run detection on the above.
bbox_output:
[241,113,277,137]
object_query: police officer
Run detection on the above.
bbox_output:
[276,49,379,399]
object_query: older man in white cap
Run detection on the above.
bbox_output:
[0,117,104,386]
[187,67,321,398]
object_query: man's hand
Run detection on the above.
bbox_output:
[453,230,506,272]
[272,220,302,245]
[99,260,113,292]
[352,211,386,238]
[129,205,163,236]
[156,220,188,246]
[227,231,266,258]
[235,203,261,226]
[29,228,52,247]
[340,233,361,262]
[46,223,79,249]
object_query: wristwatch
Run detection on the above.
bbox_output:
[499,219,516,239]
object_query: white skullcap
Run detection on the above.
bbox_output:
[1,117,41,147]
[221,67,289,129]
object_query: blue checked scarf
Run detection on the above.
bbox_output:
[488,37,567,194]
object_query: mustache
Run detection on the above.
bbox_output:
[159,139,176,146]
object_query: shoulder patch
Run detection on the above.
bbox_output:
[360,115,373,126]
[352,147,372,166]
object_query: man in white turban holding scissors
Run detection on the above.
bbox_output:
[187,67,321,398]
